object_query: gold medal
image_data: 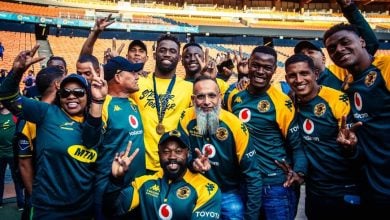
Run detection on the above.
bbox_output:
[156,123,165,135]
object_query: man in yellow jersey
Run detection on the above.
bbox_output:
[131,34,193,173]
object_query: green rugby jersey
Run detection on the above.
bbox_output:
[21,97,99,214]
[95,95,146,204]
[0,112,15,157]
[227,85,307,185]
[105,169,221,219]
[333,55,390,204]
[177,107,262,219]
[296,86,361,197]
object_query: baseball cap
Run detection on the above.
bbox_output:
[158,130,190,149]
[128,40,148,54]
[294,41,324,55]
[60,73,89,90]
[103,56,144,81]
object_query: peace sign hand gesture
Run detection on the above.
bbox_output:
[112,141,140,178]
[337,116,362,154]
[192,148,211,173]
[93,14,115,33]
[12,45,45,76]
[234,46,249,75]
[89,63,107,101]
[103,38,125,63]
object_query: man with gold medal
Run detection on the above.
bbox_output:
[131,34,193,174]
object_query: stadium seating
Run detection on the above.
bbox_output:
[0,31,40,90]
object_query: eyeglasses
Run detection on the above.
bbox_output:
[193,92,218,100]
[59,88,86,98]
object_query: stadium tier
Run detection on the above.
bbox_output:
[0,0,389,88]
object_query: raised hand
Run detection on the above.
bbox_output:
[93,14,115,32]
[336,0,353,8]
[275,159,304,187]
[234,46,249,75]
[112,141,140,178]
[12,45,45,75]
[337,116,362,152]
[89,63,107,101]
[192,148,211,173]
[236,76,250,91]
[195,48,210,74]
[103,38,125,63]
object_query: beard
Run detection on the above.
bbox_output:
[161,159,187,181]
[195,105,221,136]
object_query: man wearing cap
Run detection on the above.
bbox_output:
[127,40,149,77]
[93,56,145,219]
[104,130,222,219]
[131,34,193,174]
[293,0,378,91]
[293,40,347,91]
[79,15,149,77]
[0,45,107,218]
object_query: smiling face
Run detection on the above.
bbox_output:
[325,30,366,70]
[154,40,181,76]
[59,81,87,117]
[127,45,148,64]
[285,61,319,103]
[248,52,276,94]
[159,140,188,181]
[182,46,204,78]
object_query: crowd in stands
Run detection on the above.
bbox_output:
[0,1,390,220]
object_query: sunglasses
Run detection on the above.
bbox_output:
[59,88,86,98]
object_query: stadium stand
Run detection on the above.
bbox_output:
[0,30,40,90]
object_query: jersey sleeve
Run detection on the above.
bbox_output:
[15,120,34,158]
[226,114,262,219]
[192,179,222,220]
[342,4,378,55]
[374,55,390,92]
[103,175,142,217]
[226,88,240,112]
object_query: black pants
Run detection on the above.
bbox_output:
[305,192,363,220]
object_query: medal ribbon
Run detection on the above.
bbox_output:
[153,74,176,125]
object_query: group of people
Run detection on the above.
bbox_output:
[0,0,389,219]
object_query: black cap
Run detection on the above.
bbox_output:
[158,130,189,149]
[60,73,89,90]
[103,56,144,81]
[294,41,324,55]
[128,40,147,54]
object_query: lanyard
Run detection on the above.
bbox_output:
[153,74,176,125]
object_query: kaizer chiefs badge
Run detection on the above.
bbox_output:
[257,100,270,113]
[216,127,228,141]
[176,186,191,199]
[314,103,326,117]
[365,71,377,87]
